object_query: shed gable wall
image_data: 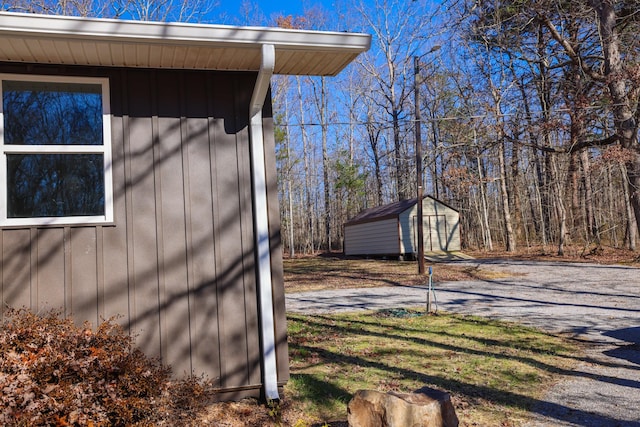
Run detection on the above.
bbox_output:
[402,199,461,253]
[422,198,461,251]
[0,63,287,399]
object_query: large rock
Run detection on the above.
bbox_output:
[347,387,459,427]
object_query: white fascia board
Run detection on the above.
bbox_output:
[0,12,371,64]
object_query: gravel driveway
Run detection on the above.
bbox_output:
[285,259,640,426]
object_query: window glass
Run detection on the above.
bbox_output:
[3,81,103,146]
[7,154,104,218]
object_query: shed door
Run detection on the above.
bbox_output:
[413,214,449,252]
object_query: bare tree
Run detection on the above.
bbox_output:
[1,0,217,20]
[355,0,438,201]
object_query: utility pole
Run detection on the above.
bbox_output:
[414,46,440,274]
[414,55,425,275]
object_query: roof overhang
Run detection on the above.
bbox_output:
[0,12,371,76]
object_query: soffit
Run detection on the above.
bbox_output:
[0,12,370,76]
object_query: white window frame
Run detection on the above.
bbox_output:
[0,74,113,227]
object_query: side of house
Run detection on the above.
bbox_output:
[0,63,287,400]
[0,11,370,401]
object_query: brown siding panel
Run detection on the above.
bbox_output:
[156,71,193,376]
[234,77,262,388]
[3,229,32,311]
[35,228,65,315]
[0,64,287,400]
[211,74,252,390]
[70,227,99,325]
[102,71,133,328]
[126,70,163,363]
[190,75,222,384]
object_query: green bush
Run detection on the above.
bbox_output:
[0,308,205,426]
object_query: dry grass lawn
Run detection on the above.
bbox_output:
[283,254,511,293]
[189,246,638,426]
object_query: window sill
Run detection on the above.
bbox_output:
[0,221,116,230]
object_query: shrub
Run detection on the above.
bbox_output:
[0,308,191,426]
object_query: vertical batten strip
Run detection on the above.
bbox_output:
[62,226,71,316]
[205,75,223,386]
[96,226,104,325]
[31,227,37,311]
[150,70,168,364]
[0,230,3,322]
[121,69,136,335]
[180,73,195,375]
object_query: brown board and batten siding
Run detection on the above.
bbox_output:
[0,63,288,399]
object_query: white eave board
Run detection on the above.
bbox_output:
[0,12,371,76]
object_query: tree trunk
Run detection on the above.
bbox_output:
[510,140,522,242]
[567,151,580,237]
[366,116,384,206]
[320,77,331,251]
[551,154,568,255]
[430,115,440,200]
[284,95,295,257]
[580,149,598,244]
[591,0,640,235]
[297,77,314,254]
[621,163,638,251]
[498,141,516,251]
[625,153,640,243]
[476,145,493,251]
[392,108,408,201]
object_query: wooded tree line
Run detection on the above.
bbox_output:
[3,0,640,256]
[273,0,640,256]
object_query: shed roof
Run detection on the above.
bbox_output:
[345,196,459,226]
[346,199,418,225]
[0,12,371,76]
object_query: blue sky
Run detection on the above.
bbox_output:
[214,0,339,24]
[220,0,318,16]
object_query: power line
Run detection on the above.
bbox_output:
[274,99,633,128]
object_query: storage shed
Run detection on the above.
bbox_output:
[344,196,460,258]
[0,12,370,401]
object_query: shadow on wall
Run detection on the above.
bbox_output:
[0,65,287,399]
